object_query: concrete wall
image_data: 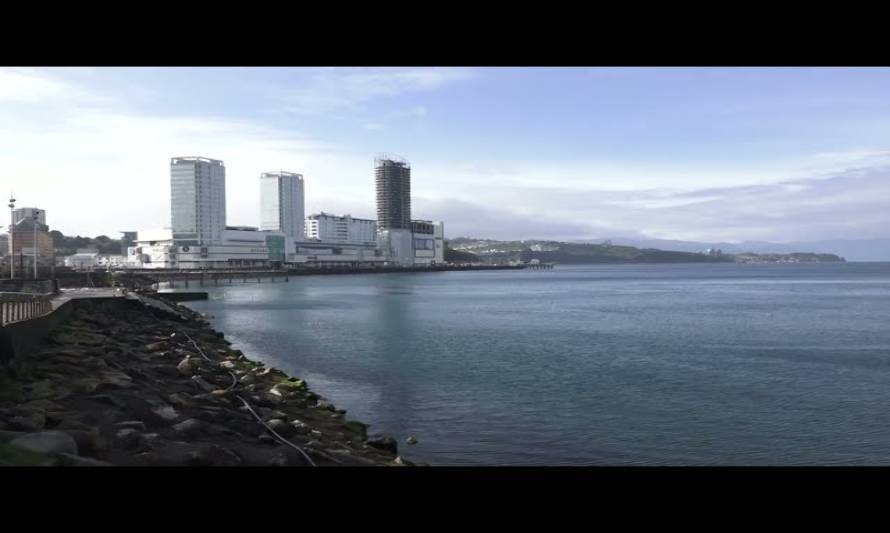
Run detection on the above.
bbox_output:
[0,298,73,366]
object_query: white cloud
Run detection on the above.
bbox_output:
[278,67,474,115]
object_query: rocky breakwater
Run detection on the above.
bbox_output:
[0,296,410,466]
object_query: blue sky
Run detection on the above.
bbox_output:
[2,67,889,242]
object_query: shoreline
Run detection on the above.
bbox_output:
[0,292,411,466]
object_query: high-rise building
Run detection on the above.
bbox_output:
[259,171,305,239]
[305,212,377,245]
[170,157,226,246]
[375,156,411,230]
[13,207,46,226]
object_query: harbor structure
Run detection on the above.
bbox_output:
[305,212,377,246]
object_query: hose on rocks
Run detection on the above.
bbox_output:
[182,332,318,467]
[142,302,318,466]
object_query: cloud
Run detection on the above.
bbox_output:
[408,163,890,243]
[277,68,474,115]
[363,123,384,130]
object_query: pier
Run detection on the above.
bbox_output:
[525,262,555,270]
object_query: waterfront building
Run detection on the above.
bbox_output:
[305,212,377,246]
[375,156,411,230]
[411,220,445,265]
[260,171,305,240]
[170,156,227,247]
[129,226,287,269]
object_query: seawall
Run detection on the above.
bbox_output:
[0,293,409,466]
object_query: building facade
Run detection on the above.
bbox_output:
[170,157,227,247]
[305,212,377,245]
[8,218,55,271]
[411,220,445,265]
[13,207,46,226]
[375,156,411,230]
[260,171,305,239]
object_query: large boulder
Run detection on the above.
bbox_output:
[366,436,398,455]
[10,431,78,456]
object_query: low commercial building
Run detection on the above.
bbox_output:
[410,220,445,265]
[305,213,377,246]
[128,227,287,269]
[64,249,100,270]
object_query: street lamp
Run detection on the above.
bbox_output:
[32,209,40,280]
[7,195,14,280]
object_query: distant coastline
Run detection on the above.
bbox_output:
[447,238,845,265]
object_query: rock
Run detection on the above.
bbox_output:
[192,376,217,393]
[343,420,368,439]
[266,418,296,438]
[219,360,236,370]
[9,411,46,431]
[54,419,94,432]
[114,428,140,450]
[10,430,79,456]
[238,373,256,385]
[267,452,289,466]
[55,453,112,467]
[316,400,337,412]
[22,399,64,412]
[290,420,310,435]
[0,430,26,443]
[406,436,418,445]
[209,389,229,399]
[166,392,193,408]
[150,405,179,422]
[137,433,161,451]
[177,357,196,376]
[60,429,105,456]
[366,436,398,455]
[95,370,134,391]
[248,393,280,408]
[309,429,323,439]
[89,394,126,408]
[184,444,241,466]
[172,418,205,436]
[115,420,147,431]
[258,432,278,445]
[145,341,168,351]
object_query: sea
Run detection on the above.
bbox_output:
[182,262,890,465]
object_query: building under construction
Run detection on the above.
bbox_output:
[375,155,411,230]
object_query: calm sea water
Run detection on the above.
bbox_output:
[182,263,890,465]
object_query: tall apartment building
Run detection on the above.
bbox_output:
[170,157,226,246]
[305,212,377,245]
[375,156,411,230]
[260,171,305,239]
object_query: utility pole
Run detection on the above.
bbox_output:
[8,194,15,280]
[32,209,40,280]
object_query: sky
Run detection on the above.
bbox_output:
[1,66,889,243]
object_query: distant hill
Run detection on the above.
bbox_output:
[592,237,890,262]
[451,239,733,264]
[50,231,122,256]
[444,242,482,263]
